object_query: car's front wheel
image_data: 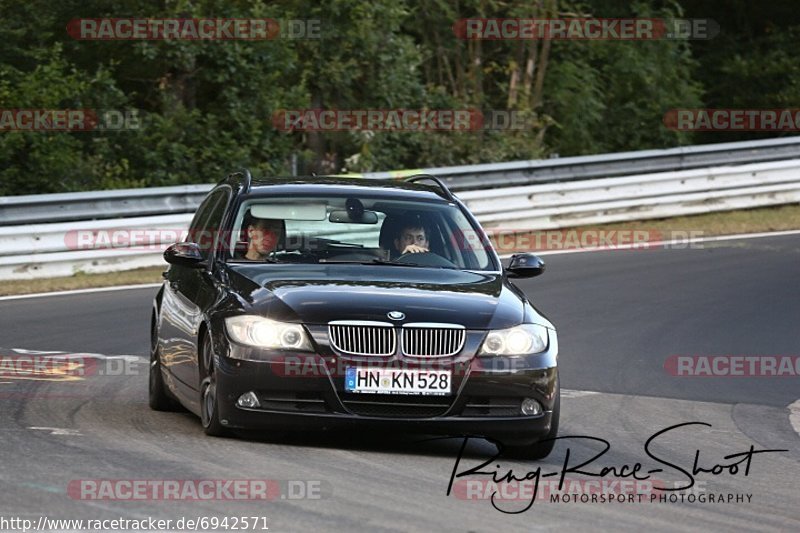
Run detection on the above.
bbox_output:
[503,382,560,460]
[200,331,228,437]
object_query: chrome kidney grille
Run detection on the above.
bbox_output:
[402,323,466,357]
[328,321,396,356]
[327,321,465,357]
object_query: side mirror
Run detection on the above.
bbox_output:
[506,253,545,278]
[164,242,205,268]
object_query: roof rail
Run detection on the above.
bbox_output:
[226,168,252,193]
[404,174,456,202]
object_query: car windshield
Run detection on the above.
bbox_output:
[226,195,496,271]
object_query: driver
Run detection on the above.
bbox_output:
[394,221,430,256]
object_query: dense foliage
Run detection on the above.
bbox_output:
[0,0,797,194]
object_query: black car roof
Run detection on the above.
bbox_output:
[240,176,454,202]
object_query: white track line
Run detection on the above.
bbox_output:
[0,283,161,302]
[789,400,800,438]
[1,229,799,301]
[2,348,144,361]
[28,427,82,436]
[561,389,600,398]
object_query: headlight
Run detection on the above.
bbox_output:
[478,324,549,355]
[225,315,313,350]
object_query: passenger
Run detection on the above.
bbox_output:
[243,217,283,261]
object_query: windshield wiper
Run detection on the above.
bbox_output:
[324,239,364,248]
[287,258,456,269]
[312,258,414,267]
[228,257,284,264]
[371,259,454,268]
[371,258,410,266]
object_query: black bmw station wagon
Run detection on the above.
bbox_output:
[150,172,559,458]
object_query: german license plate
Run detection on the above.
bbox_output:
[345,367,451,395]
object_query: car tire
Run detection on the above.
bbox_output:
[149,322,178,412]
[503,381,560,460]
[200,332,228,437]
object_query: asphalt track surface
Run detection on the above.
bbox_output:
[1,233,798,532]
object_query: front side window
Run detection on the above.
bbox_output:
[226,195,496,271]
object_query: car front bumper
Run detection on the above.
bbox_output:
[211,328,559,446]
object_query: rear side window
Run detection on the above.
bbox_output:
[188,193,218,241]
[188,189,230,259]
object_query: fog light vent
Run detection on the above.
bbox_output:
[520,398,542,416]
[236,392,261,409]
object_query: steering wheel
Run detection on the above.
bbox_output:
[394,251,457,268]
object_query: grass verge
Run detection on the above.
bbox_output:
[0,266,164,297]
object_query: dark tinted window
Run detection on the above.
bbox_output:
[189,189,230,259]
[188,192,220,240]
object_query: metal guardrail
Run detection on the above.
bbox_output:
[2,137,800,280]
[3,136,800,226]
[0,184,212,226]
[458,159,800,230]
[362,136,800,191]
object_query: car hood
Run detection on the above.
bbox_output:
[226,264,529,329]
